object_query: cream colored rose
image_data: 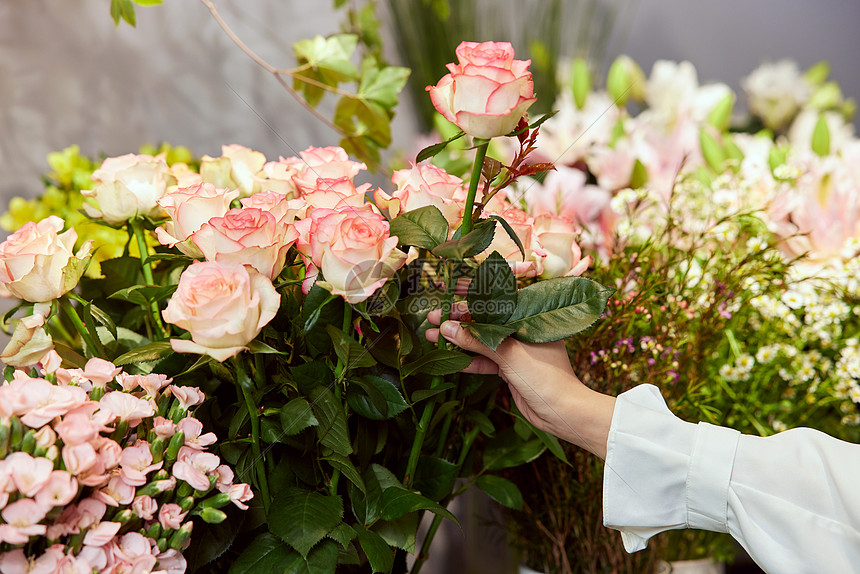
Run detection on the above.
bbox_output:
[162,261,279,362]
[533,214,592,278]
[155,183,240,258]
[200,144,267,197]
[0,216,92,302]
[427,41,536,139]
[82,154,171,224]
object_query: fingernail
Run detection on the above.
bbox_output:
[440,321,459,339]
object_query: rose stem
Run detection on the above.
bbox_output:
[233,354,270,513]
[60,296,99,359]
[329,303,353,496]
[130,219,169,339]
[459,141,489,237]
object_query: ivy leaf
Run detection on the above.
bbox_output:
[293,34,360,83]
[431,219,497,260]
[475,475,523,510]
[309,386,353,456]
[465,323,516,351]
[401,349,471,377]
[415,131,466,164]
[359,63,411,109]
[467,251,517,324]
[356,528,394,573]
[388,205,449,250]
[505,277,614,343]
[269,488,344,558]
[335,97,391,148]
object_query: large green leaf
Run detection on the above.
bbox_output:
[309,386,353,456]
[379,487,457,523]
[372,513,418,553]
[280,398,319,436]
[323,453,366,494]
[482,428,546,471]
[228,532,293,574]
[486,216,526,261]
[356,528,394,573]
[347,376,408,420]
[466,323,515,351]
[326,324,377,370]
[401,349,471,377]
[467,251,517,324]
[475,475,523,510]
[269,488,343,558]
[291,540,340,574]
[505,277,614,343]
[358,64,411,109]
[388,205,449,250]
[293,34,360,83]
[113,341,173,366]
[413,456,458,502]
[431,219,496,260]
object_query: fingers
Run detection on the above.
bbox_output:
[438,320,494,357]
[462,356,499,375]
[426,301,470,326]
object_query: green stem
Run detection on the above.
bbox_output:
[130,219,168,339]
[330,303,353,495]
[234,355,270,513]
[411,514,443,574]
[60,297,98,358]
[460,142,489,236]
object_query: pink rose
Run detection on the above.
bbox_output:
[241,191,307,226]
[533,215,592,279]
[0,216,92,302]
[155,183,240,258]
[191,207,299,279]
[427,41,536,139]
[280,146,366,193]
[481,206,543,277]
[375,163,465,226]
[260,158,301,199]
[82,154,171,224]
[162,261,280,362]
[200,144,267,197]
[296,207,407,304]
[301,177,370,213]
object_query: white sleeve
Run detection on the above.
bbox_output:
[602,384,860,574]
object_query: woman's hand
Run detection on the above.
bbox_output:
[426,302,616,459]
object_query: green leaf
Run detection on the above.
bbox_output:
[486,215,525,261]
[309,386,353,456]
[247,340,284,355]
[323,453,365,494]
[482,428,546,470]
[280,398,319,436]
[302,288,337,333]
[296,540,339,574]
[699,129,726,173]
[707,93,735,132]
[607,56,631,106]
[804,60,831,85]
[359,65,411,108]
[465,323,516,351]
[228,532,293,574]
[357,528,394,573]
[334,97,391,148]
[505,277,614,343]
[475,475,523,510]
[466,410,496,437]
[327,523,357,549]
[413,456,458,502]
[630,158,648,189]
[467,251,517,324]
[415,132,465,163]
[347,376,408,420]
[113,341,173,366]
[293,34,360,82]
[132,0,162,5]
[388,206,449,250]
[431,219,497,260]
[326,324,377,370]
[86,302,117,341]
[571,58,591,109]
[812,114,831,157]
[410,383,455,403]
[269,488,343,558]
[401,349,471,377]
[372,513,418,553]
[379,487,457,523]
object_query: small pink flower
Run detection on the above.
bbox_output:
[111,532,158,573]
[82,521,121,547]
[55,411,102,445]
[176,418,217,450]
[132,495,158,521]
[95,475,136,507]
[34,470,78,511]
[227,483,254,510]
[119,442,163,486]
[173,447,220,491]
[158,503,187,531]
[117,373,172,396]
[167,386,205,410]
[0,524,30,545]
[0,545,65,574]
[62,443,99,476]
[76,497,108,529]
[6,452,54,496]
[99,391,154,427]
[32,426,57,451]
[78,545,109,572]
[18,378,88,428]
[153,416,177,440]
[81,358,121,388]
[214,465,234,492]
[39,349,62,374]
[1,498,48,537]
[155,549,188,574]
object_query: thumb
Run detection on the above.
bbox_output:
[440,320,494,358]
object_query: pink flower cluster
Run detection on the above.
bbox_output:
[0,352,251,573]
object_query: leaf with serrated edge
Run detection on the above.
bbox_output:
[389,205,449,250]
[401,349,471,377]
[505,277,614,343]
[467,251,517,324]
[280,398,319,436]
[415,131,465,163]
[356,528,394,573]
[309,386,353,456]
[475,475,523,510]
[431,219,496,260]
[229,532,293,574]
[466,323,516,351]
[269,488,343,558]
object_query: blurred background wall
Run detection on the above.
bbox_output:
[2,0,859,206]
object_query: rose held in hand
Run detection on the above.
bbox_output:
[162,261,279,361]
[427,41,536,139]
[0,216,92,302]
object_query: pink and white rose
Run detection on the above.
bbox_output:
[200,144,267,197]
[162,261,280,361]
[155,183,240,258]
[427,41,536,139]
[375,163,465,227]
[280,146,367,193]
[82,154,171,224]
